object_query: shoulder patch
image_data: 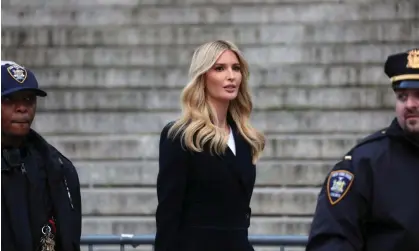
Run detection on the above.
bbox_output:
[327,170,354,205]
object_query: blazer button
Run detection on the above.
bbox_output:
[245,213,250,219]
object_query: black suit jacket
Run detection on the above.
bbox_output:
[155,121,256,251]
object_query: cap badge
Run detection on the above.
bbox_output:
[407,49,419,69]
[7,64,27,83]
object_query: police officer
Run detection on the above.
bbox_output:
[1,61,82,251]
[306,48,419,251]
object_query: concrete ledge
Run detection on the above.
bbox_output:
[3,0,396,8]
[2,3,417,27]
[3,44,417,68]
[3,22,418,47]
[25,66,390,88]
[80,187,320,215]
[82,216,312,235]
[42,134,364,160]
[33,88,395,111]
[76,160,333,186]
[33,110,394,134]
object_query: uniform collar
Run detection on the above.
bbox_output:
[387,118,419,149]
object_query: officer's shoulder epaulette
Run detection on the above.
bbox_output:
[355,127,388,148]
[342,127,388,160]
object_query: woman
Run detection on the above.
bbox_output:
[155,40,265,251]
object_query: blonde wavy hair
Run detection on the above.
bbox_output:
[168,40,265,164]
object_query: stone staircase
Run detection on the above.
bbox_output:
[2,0,418,247]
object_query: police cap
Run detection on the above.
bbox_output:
[384,48,419,90]
[1,61,47,97]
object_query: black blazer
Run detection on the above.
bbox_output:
[155,120,256,251]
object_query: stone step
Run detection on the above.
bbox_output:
[82,216,312,235]
[76,160,333,187]
[2,0,390,8]
[43,134,364,161]
[3,21,418,47]
[3,44,416,67]
[33,110,394,134]
[34,88,395,111]
[27,66,388,88]
[80,188,320,216]
[2,2,416,27]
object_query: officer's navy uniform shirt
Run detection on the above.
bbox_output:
[306,118,419,251]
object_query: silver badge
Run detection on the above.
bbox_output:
[7,64,27,83]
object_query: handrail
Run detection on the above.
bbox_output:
[80,234,308,247]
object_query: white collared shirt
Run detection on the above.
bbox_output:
[227,126,236,155]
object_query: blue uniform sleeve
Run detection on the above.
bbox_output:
[306,154,373,251]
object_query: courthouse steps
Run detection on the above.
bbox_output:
[2,0,418,242]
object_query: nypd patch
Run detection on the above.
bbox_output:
[327,170,354,205]
[7,64,27,83]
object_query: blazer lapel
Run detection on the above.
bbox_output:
[223,124,252,197]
